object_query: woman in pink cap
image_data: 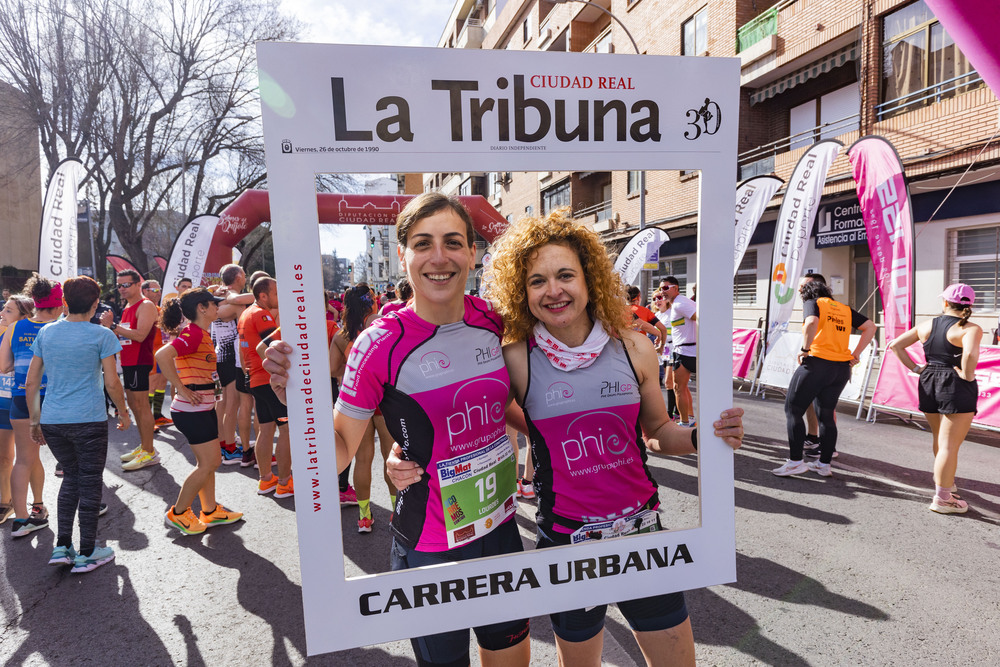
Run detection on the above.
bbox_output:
[888,283,981,514]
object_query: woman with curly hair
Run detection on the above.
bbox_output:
[328,283,395,533]
[0,294,35,525]
[0,274,63,537]
[483,210,744,666]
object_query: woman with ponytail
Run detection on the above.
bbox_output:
[328,284,395,533]
[157,289,243,535]
[889,283,982,514]
[0,274,63,537]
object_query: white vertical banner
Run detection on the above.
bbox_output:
[734,175,782,274]
[38,157,84,281]
[764,140,842,355]
[614,227,670,286]
[162,214,219,299]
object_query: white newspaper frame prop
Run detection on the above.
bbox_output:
[257,42,738,656]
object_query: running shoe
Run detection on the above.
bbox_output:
[240,446,256,468]
[805,460,833,477]
[165,506,207,535]
[221,445,244,466]
[357,516,373,533]
[122,449,160,471]
[71,545,115,573]
[340,485,358,506]
[0,503,13,525]
[11,517,48,537]
[199,505,244,527]
[680,421,697,428]
[55,462,64,477]
[518,478,536,500]
[771,459,809,477]
[929,495,969,514]
[154,415,173,427]
[120,445,144,462]
[805,444,838,459]
[254,454,277,471]
[275,477,294,499]
[49,545,78,566]
[30,503,49,521]
[257,475,279,495]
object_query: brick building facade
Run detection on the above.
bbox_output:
[433,0,1000,337]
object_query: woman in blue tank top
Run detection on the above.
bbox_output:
[888,283,982,514]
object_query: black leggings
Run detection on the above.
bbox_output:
[42,422,109,556]
[784,357,851,464]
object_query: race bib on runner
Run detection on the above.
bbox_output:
[0,374,13,399]
[570,508,660,544]
[436,435,517,549]
[118,322,132,345]
[212,371,222,402]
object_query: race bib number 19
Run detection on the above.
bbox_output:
[436,435,517,549]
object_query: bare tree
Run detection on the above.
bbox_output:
[0,0,298,280]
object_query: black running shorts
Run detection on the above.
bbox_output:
[251,384,287,424]
[171,409,220,446]
[123,365,153,392]
[919,365,978,415]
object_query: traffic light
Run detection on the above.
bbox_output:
[370,238,375,249]
[348,265,353,274]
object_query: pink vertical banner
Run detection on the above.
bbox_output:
[924,0,1000,98]
[732,328,760,379]
[848,136,914,341]
[874,345,1000,429]
[106,254,142,279]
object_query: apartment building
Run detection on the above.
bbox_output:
[0,80,42,282]
[434,0,1000,335]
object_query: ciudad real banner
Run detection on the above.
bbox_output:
[38,157,83,281]
[734,175,782,275]
[162,214,219,300]
[257,42,739,655]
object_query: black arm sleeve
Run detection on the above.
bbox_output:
[802,299,819,319]
[850,309,869,330]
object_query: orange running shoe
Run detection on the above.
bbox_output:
[257,475,279,495]
[154,416,173,427]
[166,506,207,535]
[199,505,244,527]
[275,477,295,499]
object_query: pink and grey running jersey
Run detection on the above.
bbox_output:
[336,296,512,552]
[521,335,658,532]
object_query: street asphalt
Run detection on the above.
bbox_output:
[1,383,999,666]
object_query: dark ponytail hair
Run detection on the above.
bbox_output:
[342,284,375,341]
[947,301,973,326]
[160,297,184,334]
[23,272,54,301]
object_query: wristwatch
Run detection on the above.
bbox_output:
[111,321,118,331]
[800,347,810,353]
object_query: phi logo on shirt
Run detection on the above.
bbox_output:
[419,351,451,378]
[545,381,575,407]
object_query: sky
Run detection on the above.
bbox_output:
[278,0,456,263]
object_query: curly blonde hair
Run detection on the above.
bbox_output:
[485,208,629,343]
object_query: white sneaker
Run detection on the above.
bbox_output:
[771,459,809,477]
[805,460,832,477]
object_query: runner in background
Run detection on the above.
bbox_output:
[328,284,395,533]
[238,278,293,499]
[213,264,254,465]
[627,285,667,351]
[2,275,62,536]
[888,283,982,514]
[661,276,697,427]
[26,276,130,572]
[652,290,680,420]
[379,277,412,317]
[800,273,832,459]
[102,270,160,472]
[141,280,171,430]
[159,288,244,534]
[773,278,875,478]
[0,294,37,527]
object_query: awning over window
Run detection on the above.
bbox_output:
[750,44,859,105]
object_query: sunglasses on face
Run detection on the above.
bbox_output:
[145,287,161,292]
[116,282,136,289]
[654,296,665,301]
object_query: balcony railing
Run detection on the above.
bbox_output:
[736,0,795,53]
[738,113,860,167]
[575,200,613,223]
[876,71,984,120]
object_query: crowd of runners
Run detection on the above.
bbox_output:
[0,191,983,665]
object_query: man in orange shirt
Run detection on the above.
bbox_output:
[237,278,292,497]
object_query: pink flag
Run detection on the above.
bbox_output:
[106,254,142,278]
[847,136,914,341]
[154,256,168,272]
[924,0,1000,99]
